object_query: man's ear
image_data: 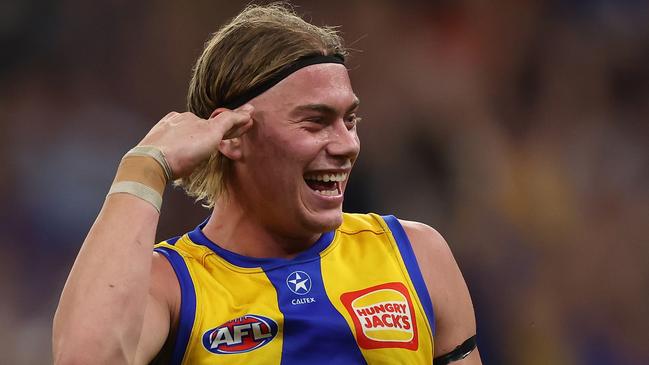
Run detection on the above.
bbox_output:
[218,138,243,160]
[210,108,244,161]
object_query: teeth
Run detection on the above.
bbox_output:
[305,172,347,182]
[315,189,339,196]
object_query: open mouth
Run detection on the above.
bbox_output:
[304,172,347,196]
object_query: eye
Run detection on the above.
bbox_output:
[344,114,361,129]
[304,116,325,124]
[300,116,327,131]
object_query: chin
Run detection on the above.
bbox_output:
[302,209,344,233]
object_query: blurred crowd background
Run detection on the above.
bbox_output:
[1,0,648,364]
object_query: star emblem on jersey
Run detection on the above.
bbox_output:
[286,271,312,295]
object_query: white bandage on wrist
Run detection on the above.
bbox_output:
[124,145,173,181]
[106,145,171,213]
[107,181,163,212]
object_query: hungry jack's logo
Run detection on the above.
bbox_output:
[341,282,418,350]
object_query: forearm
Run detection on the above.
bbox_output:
[52,109,253,364]
[53,182,160,364]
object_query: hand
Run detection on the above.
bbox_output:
[137,104,254,178]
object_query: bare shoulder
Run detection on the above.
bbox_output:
[398,220,453,271]
[398,220,461,317]
[398,219,481,363]
[150,250,181,312]
[133,251,181,365]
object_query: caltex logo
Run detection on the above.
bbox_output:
[286,271,312,295]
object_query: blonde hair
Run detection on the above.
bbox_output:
[175,2,348,207]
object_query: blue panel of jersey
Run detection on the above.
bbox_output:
[263,259,367,364]
[382,215,436,336]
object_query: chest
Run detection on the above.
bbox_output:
[182,236,433,364]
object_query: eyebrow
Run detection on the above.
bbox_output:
[289,98,360,117]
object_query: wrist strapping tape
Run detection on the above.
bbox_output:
[106,146,172,212]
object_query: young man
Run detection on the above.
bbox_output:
[53,4,480,364]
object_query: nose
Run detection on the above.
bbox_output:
[325,119,360,163]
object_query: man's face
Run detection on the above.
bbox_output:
[233,63,360,239]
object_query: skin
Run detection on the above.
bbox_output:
[52,63,481,364]
[204,64,360,257]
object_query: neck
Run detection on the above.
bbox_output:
[202,195,321,259]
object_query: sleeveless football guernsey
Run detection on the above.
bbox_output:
[154,213,436,364]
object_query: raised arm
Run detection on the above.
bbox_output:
[52,107,253,365]
[401,220,482,365]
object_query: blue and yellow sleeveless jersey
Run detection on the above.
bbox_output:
[154,213,436,364]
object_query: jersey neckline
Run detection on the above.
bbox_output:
[186,218,336,271]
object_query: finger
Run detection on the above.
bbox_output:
[232,104,254,129]
[235,103,254,113]
[210,106,254,139]
[221,114,254,140]
[224,118,254,139]
[228,104,254,126]
[210,104,253,121]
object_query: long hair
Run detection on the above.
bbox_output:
[176,3,347,207]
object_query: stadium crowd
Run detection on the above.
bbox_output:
[1,1,647,364]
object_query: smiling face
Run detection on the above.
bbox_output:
[230,63,360,240]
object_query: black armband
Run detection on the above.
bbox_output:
[433,335,477,365]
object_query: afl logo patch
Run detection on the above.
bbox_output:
[341,282,418,350]
[202,314,278,354]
